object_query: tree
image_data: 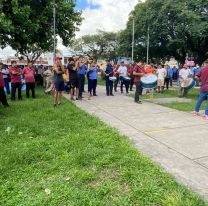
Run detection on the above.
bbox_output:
[72,30,119,61]
[118,0,208,65]
[0,0,82,63]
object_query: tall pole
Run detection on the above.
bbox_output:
[132,18,135,63]
[146,25,150,65]
[53,2,56,60]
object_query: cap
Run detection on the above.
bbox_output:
[54,56,62,61]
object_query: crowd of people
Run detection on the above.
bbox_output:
[0,56,208,119]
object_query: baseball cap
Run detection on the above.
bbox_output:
[54,56,62,61]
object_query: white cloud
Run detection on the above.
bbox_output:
[77,0,138,37]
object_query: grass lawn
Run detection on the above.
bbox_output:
[0,90,207,206]
[129,87,206,112]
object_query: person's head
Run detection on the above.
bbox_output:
[28,62,33,68]
[68,57,75,65]
[78,56,84,63]
[183,64,188,69]
[120,61,125,66]
[0,63,3,69]
[11,60,17,67]
[137,61,144,67]
[158,64,162,69]
[106,60,111,65]
[54,56,62,66]
[91,61,97,67]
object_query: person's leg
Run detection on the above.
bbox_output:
[124,79,129,93]
[205,95,208,116]
[110,81,113,95]
[31,83,35,98]
[26,83,30,98]
[120,77,124,93]
[178,87,183,97]
[195,92,207,113]
[93,79,97,96]
[0,87,9,106]
[4,78,10,94]
[166,78,170,90]
[106,78,110,95]
[58,92,62,104]
[114,77,118,92]
[82,75,85,92]
[54,91,58,105]
[78,75,82,98]
[130,78,134,91]
[17,82,22,100]
[135,83,140,102]
[183,88,188,97]
[11,83,16,101]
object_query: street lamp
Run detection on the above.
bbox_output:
[132,18,135,63]
[146,25,150,65]
[53,1,56,61]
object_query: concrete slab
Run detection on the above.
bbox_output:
[63,85,208,200]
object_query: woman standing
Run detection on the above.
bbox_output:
[53,56,65,107]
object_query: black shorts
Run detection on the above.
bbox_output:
[55,80,64,92]
[70,78,78,88]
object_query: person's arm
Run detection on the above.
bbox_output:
[133,67,144,77]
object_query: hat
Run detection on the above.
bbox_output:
[54,56,62,61]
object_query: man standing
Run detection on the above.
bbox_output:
[164,65,173,90]
[23,62,36,98]
[133,61,145,104]
[156,64,167,93]
[178,64,192,97]
[1,65,10,95]
[67,57,79,101]
[76,56,87,99]
[194,60,208,120]
[117,61,130,94]
[104,60,114,96]
[9,60,22,101]
[0,63,9,107]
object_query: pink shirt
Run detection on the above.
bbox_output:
[196,65,208,92]
[23,67,36,83]
[9,67,22,83]
[0,72,4,87]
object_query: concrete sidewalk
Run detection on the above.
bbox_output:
[64,85,208,200]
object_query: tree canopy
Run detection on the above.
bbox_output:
[0,0,82,62]
[118,0,208,65]
[72,30,119,61]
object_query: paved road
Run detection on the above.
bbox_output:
[64,85,208,200]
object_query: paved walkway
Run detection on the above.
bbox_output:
[64,86,208,200]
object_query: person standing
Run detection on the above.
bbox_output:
[67,57,79,101]
[104,60,114,96]
[117,61,130,94]
[37,65,43,86]
[22,62,36,98]
[53,56,65,107]
[194,60,208,119]
[76,56,87,99]
[128,64,134,91]
[9,60,22,101]
[43,67,54,94]
[156,64,167,93]
[178,64,192,97]
[133,61,145,104]
[87,61,99,99]
[164,65,172,90]
[0,63,9,107]
[1,65,10,95]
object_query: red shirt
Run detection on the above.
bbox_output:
[9,67,22,83]
[23,67,36,83]
[134,65,144,84]
[0,72,4,87]
[128,66,134,77]
[196,65,208,92]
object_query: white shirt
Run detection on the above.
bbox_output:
[156,68,166,79]
[179,68,192,87]
[117,66,127,77]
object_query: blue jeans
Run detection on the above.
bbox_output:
[195,91,208,115]
[4,78,10,94]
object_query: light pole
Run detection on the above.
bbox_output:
[53,1,56,60]
[132,18,135,63]
[146,25,150,65]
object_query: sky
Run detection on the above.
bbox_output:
[0,0,138,58]
[75,0,138,37]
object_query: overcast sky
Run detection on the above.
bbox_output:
[0,0,138,57]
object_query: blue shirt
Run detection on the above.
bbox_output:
[166,68,173,78]
[88,66,98,80]
[78,65,87,75]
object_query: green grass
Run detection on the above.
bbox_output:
[0,90,207,206]
[129,88,206,112]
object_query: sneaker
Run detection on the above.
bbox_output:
[135,101,142,104]
[110,94,114,96]
[193,111,199,116]
[203,115,208,120]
